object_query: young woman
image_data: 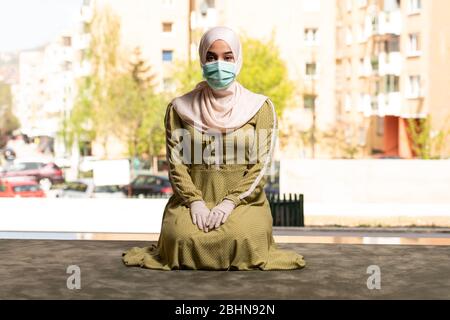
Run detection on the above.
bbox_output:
[122,26,306,271]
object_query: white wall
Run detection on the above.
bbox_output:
[281,159,450,203]
[0,198,166,233]
[280,159,450,226]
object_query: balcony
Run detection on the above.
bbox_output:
[74,60,92,77]
[80,5,93,23]
[191,8,218,30]
[358,94,372,117]
[378,11,402,36]
[72,34,91,51]
[377,92,402,116]
[358,57,373,77]
[379,52,402,76]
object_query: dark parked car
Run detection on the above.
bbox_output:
[125,174,173,198]
[0,160,64,191]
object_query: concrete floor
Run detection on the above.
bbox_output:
[0,239,449,299]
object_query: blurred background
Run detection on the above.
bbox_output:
[0,0,449,232]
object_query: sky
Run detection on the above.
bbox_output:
[0,0,84,52]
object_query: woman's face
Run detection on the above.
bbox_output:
[205,40,235,63]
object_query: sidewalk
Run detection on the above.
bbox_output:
[0,239,449,299]
[2,226,450,245]
[303,202,450,227]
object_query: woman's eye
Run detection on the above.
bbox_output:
[225,56,234,61]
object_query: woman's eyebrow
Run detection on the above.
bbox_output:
[206,51,233,56]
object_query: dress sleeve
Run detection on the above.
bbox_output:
[165,103,204,207]
[220,99,277,207]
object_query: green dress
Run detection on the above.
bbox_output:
[122,99,306,271]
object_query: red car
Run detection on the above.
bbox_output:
[0,178,46,198]
[0,161,64,191]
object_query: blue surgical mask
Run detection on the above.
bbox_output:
[202,60,237,90]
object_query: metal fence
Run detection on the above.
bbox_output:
[267,192,304,227]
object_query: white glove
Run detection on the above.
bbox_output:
[206,199,236,230]
[189,200,211,232]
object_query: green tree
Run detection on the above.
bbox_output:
[406,115,450,159]
[170,59,202,96]
[136,92,168,170]
[0,82,20,149]
[129,46,156,90]
[63,4,122,158]
[111,46,166,170]
[238,36,295,118]
[109,73,164,159]
[64,4,168,171]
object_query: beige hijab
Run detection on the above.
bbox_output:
[171,26,268,133]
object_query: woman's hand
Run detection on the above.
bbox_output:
[189,200,211,232]
[206,199,236,230]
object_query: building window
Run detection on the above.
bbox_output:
[205,0,215,8]
[407,75,421,98]
[358,94,371,113]
[357,24,366,43]
[61,61,72,71]
[345,59,352,78]
[360,57,369,76]
[162,22,173,33]
[380,75,399,93]
[388,75,400,93]
[303,94,316,109]
[345,94,352,112]
[407,33,421,56]
[358,126,366,145]
[384,0,401,11]
[384,36,400,53]
[304,28,319,46]
[200,0,216,15]
[305,62,317,77]
[346,0,352,12]
[359,58,364,74]
[370,15,379,35]
[357,0,367,8]
[62,36,72,47]
[358,94,365,112]
[345,27,353,46]
[408,0,422,14]
[162,50,173,62]
[376,116,384,136]
[371,95,378,112]
[371,56,379,73]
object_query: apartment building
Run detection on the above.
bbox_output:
[83,0,341,159]
[58,0,449,159]
[336,0,450,158]
[15,21,91,158]
[89,0,191,93]
[188,0,337,158]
